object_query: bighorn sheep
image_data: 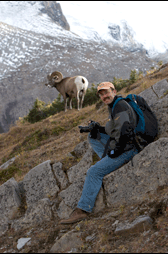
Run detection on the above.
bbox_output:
[45,71,88,112]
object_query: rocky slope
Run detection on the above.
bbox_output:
[0,64,168,253]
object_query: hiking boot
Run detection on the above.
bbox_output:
[59,208,88,224]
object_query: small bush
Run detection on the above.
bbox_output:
[83,84,100,107]
[112,69,143,92]
[112,77,129,91]
[24,98,47,123]
[158,61,163,66]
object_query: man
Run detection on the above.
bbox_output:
[60,81,139,224]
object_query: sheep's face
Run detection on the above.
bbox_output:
[45,72,63,87]
[45,74,55,87]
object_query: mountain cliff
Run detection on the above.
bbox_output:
[0,1,162,133]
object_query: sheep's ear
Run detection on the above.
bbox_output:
[51,71,63,83]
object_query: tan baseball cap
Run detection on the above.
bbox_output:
[97,82,115,93]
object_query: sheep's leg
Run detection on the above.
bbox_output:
[80,92,85,109]
[80,90,86,109]
[69,97,72,110]
[76,91,80,110]
[64,96,68,112]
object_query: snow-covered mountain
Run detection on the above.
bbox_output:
[58,1,168,58]
[0,1,164,133]
[1,1,168,57]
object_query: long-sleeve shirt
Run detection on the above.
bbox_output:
[101,95,137,151]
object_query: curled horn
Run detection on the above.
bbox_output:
[50,71,63,83]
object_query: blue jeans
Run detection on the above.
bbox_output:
[77,133,138,213]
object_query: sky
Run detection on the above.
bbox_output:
[58,1,168,54]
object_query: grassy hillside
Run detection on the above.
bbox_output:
[0,63,168,185]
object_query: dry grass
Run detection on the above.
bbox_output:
[0,104,108,183]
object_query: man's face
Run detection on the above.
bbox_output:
[98,88,116,105]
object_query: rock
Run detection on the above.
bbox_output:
[52,162,69,190]
[67,146,93,183]
[103,138,168,207]
[0,218,9,237]
[73,140,91,158]
[139,87,158,106]
[56,200,73,219]
[59,179,85,210]
[85,233,96,242]
[50,230,83,253]
[0,177,21,219]
[139,82,168,139]
[151,94,168,138]
[0,177,21,236]
[11,198,53,231]
[41,1,70,30]
[0,156,17,170]
[153,78,168,98]
[93,187,105,213]
[17,237,31,250]
[115,215,153,235]
[139,78,168,106]
[23,160,59,206]
[108,24,121,41]
[101,210,121,220]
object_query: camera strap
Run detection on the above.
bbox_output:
[101,137,111,159]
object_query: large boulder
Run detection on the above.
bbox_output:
[52,162,69,190]
[23,160,59,207]
[139,80,168,138]
[139,78,168,106]
[50,230,83,253]
[67,146,93,183]
[0,177,21,236]
[114,215,153,235]
[151,94,168,138]
[103,138,168,207]
[11,198,53,231]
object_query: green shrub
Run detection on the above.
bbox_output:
[23,97,64,123]
[129,69,139,84]
[112,69,143,92]
[112,77,129,91]
[83,84,100,107]
[24,98,47,123]
[158,61,163,66]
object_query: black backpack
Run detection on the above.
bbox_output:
[112,94,158,148]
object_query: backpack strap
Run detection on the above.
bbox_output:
[111,97,124,114]
[124,94,145,134]
[101,137,111,159]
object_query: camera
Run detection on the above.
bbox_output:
[78,120,100,133]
